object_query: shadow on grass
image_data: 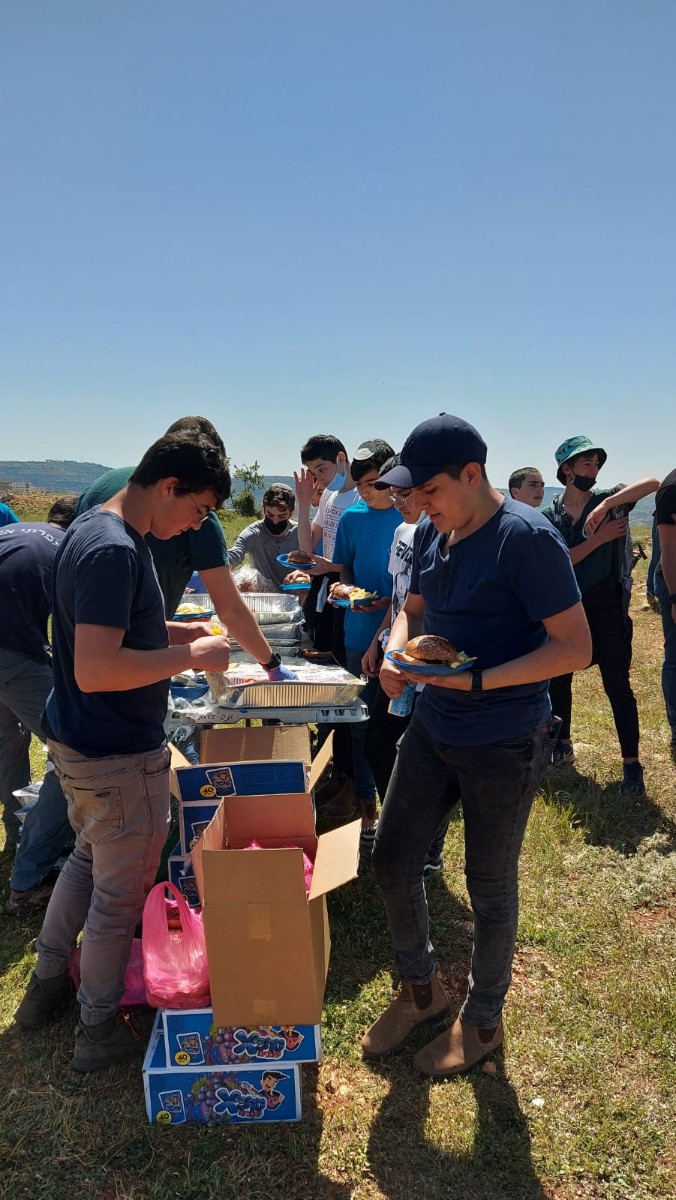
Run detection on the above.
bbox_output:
[325,851,473,1005]
[365,1047,545,1200]
[542,765,676,854]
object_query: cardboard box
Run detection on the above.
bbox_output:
[171,726,327,855]
[161,1007,321,1067]
[191,790,360,1026]
[143,1014,302,1125]
[167,854,200,907]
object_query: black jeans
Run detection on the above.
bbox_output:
[549,582,639,758]
[372,710,548,1027]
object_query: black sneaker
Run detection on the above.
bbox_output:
[14,970,73,1029]
[71,1012,148,1073]
[5,880,55,916]
[620,761,645,795]
[423,856,444,879]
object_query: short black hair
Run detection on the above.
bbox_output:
[262,483,295,510]
[47,496,79,528]
[378,453,399,478]
[164,416,226,457]
[300,434,347,465]
[129,432,231,505]
[351,439,396,483]
[508,466,541,493]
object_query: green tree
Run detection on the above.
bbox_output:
[232,461,264,517]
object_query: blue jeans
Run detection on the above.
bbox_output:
[647,517,660,598]
[655,572,676,741]
[0,649,70,862]
[345,648,378,806]
[36,739,171,1025]
[372,710,548,1027]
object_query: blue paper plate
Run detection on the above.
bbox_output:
[276,554,317,571]
[281,581,311,592]
[330,594,377,608]
[170,684,210,702]
[385,649,476,677]
[172,608,215,621]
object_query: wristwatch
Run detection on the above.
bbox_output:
[260,652,282,671]
[468,668,485,699]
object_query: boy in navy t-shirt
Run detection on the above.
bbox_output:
[15,428,232,1073]
[361,414,591,1079]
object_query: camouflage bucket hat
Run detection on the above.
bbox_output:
[554,435,607,484]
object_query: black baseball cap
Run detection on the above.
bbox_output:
[374,414,487,490]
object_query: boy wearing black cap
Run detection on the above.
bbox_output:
[542,437,659,790]
[361,414,591,1077]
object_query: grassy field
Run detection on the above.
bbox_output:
[0,526,673,1200]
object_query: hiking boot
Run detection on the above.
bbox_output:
[362,971,451,1058]
[414,1015,504,1078]
[5,880,55,916]
[14,970,73,1029]
[317,778,358,824]
[423,855,444,879]
[620,761,645,795]
[551,740,574,766]
[71,1012,146,1073]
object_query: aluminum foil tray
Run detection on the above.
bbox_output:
[205,662,366,709]
[241,593,302,624]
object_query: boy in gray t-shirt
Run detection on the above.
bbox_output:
[227,483,299,590]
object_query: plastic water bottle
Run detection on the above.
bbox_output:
[388,684,417,717]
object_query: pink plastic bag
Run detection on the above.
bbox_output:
[142,882,211,1009]
[69,938,148,1008]
[245,839,315,894]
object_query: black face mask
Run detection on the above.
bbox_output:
[571,474,596,493]
[264,516,290,535]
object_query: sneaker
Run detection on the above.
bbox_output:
[71,1012,147,1073]
[551,740,575,766]
[362,971,451,1058]
[620,761,645,795]
[360,819,378,847]
[14,970,73,1029]
[5,880,55,916]
[423,856,444,879]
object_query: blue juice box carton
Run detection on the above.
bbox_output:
[167,855,200,908]
[143,1014,302,1125]
[162,1007,321,1067]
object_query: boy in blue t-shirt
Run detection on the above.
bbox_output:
[361,414,591,1079]
[320,441,400,839]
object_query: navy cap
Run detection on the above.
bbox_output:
[374,414,487,490]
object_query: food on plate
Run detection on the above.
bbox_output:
[287,550,315,565]
[349,587,377,602]
[392,634,472,670]
[284,569,312,584]
[175,602,210,615]
[330,583,354,600]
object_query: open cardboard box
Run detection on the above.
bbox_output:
[191,786,361,1026]
[170,725,332,855]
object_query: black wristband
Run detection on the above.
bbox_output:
[260,652,282,671]
[468,668,485,699]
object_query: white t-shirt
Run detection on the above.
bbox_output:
[389,521,417,623]
[316,484,358,562]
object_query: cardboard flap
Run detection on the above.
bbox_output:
[308,731,334,792]
[190,801,227,904]
[199,724,310,766]
[203,846,308,904]
[308,818,361,901]
[223,793,316,844]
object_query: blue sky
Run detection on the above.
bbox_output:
[1,1,674,486]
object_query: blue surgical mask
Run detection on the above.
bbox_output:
[331,470,346,490]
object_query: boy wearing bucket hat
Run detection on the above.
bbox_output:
[361,414,591,1077]
[542,437,659,791]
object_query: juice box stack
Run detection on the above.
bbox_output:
[143,724,361,1125]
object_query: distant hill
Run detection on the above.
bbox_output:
[0,463,654,525]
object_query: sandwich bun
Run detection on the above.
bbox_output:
[401,634,458,665]
[287,550,315,565]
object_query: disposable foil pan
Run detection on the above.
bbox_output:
[241,593,302,624]
[205,663,366,709]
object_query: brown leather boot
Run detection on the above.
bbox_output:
[362,972,451,1058]
[413,1015,504,1078]
[316,777,358,823]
